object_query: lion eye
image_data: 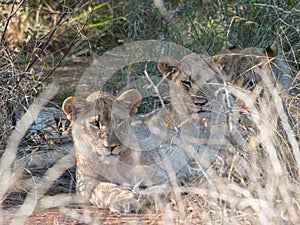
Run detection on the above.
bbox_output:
[95,115,100,123]
[90,115,101,129]
[181,80,192,91]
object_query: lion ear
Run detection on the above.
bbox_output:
[115,89,142,116]
[62,96,89,121]
[265,42,278,58]
[213,49,233,66]
[62,97,74,121]
[214,42,238,66]
[157,57,181,81]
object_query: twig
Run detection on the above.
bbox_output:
[0,1,22,4]
[24,11,68,73]
[39,7,92,84]
[144,63,166,109]
[0,0,26,44]
[143,62,179,133]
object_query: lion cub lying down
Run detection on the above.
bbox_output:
[62,89,195,212]
[157,42,290,128]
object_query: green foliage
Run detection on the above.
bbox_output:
[1,1,298,58]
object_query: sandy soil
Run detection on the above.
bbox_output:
[1,206,154,225]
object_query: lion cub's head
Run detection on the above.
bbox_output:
[157,43,279,109]
[213,42,278,89]
[62,89,142,159]
[157,53,218,108]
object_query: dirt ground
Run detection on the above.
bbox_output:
[41,58,90,97]
[2,206,154,225]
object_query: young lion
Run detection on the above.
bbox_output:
[213,43,278,89]
[158,42,286,103]
[62,89,195,212]
[157,42,292,156]
[157,42,291,117]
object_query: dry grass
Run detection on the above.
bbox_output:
[0,0,299,224]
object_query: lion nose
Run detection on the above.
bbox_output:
[102,140,117,151]
[101,134,115,148]
[104,145,115,152]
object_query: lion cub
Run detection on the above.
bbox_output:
[157,42,288,118]
[213,42,279,90]
[62,89,193,212]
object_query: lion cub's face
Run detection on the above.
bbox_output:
[157,54,216,107]
[157,42,278,96]
[62,89,142,158]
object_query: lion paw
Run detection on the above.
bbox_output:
[91,183,141,213]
